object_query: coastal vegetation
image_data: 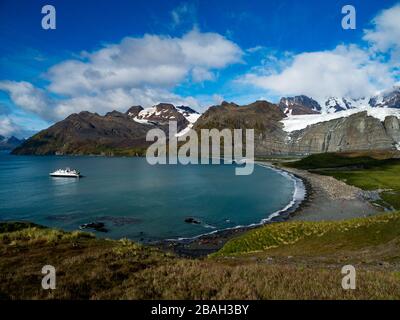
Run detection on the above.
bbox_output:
[213,211,400,256]
[286,151,400,209]
[1,214,399,299]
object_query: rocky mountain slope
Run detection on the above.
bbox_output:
[0,135,24,151]
[279,95,321,115]
[370,86,400,109]
[193,102,400,155]
[12,104,197,156]
[280,86,400,114]
[12,88,400,156]
[286,111,400,154]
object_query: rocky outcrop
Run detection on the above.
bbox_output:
[194,103,400,156]
[130,103,189,129]
[279,96,321,115]
[287,112,398,154]
[384,116,400,145]
[125,106,143,118]
[194,100,289,155]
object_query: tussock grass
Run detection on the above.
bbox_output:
[213,212,400,257]
[0,226,94,246]
[1,216,399,300]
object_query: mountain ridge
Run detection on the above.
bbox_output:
[11,86,400,156]
[0,135,24,151]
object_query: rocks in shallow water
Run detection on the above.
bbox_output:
[96,216,141,226]
[184,217,201,225]
[79,222,108,232]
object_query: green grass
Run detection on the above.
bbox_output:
[286,152,400,209]
[213,212,400,257]
[1,217,400,299]
[0,221,44,233]
[286,152,398,170]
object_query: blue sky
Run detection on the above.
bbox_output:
[0,0,399,137]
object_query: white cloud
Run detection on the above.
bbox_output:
[0,30,242,121]
[191,67,215,82]
[238,3,400,103]
[171,3,197,28]
[0,117,18,137]
[53,87,202,119]
[0,82,203,121]
[0,81,52,118]
[46,29,242,97]
[240,44,395,101]
[363,4,400,54]
[246,46,266,53]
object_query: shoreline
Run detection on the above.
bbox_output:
[157,161,380,258]
[156,162,313,257]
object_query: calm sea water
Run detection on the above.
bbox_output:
[0,152,295,242]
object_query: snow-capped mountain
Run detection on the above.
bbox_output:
[283,86,400,115]
[369,86,400,109]
[323,96,371,113]
[126,103,201,135]
[279,95,321,115]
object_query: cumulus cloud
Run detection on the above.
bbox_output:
[0,29,242,121]
[53,87,202,119]
[240,3,400,102]
[0,83,203,121]
[363,4,400,54]
[240,44,395,101]
[46,29,242,97]
[0,117,16,137]
[0,81,52,118]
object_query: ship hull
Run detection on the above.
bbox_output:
[49,174,80,178]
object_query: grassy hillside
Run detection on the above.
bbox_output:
[1,218,400,300]
[286,152,400,209]
[213,212,400,257]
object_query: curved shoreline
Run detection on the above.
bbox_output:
[156,160,381,257]
[156,163,312,257]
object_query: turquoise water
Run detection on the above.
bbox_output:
[0,153,295,242]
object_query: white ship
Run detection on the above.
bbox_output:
[49,168,81,178]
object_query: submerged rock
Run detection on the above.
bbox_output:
[79,222,108,232]
[184,217,201,225]
[96,216,141,226]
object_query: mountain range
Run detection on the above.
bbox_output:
[0,135,24,151]
[279,86,400,115]
[11,86,400,156]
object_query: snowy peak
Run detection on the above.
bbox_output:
[323,97,370,113]
[283,87,400,116]
[125,105,144,118]
[129,103,184,125]
[279,95,321,115]
[127,103,201,134]
[176,106,201,124]
[369,86,400,109]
